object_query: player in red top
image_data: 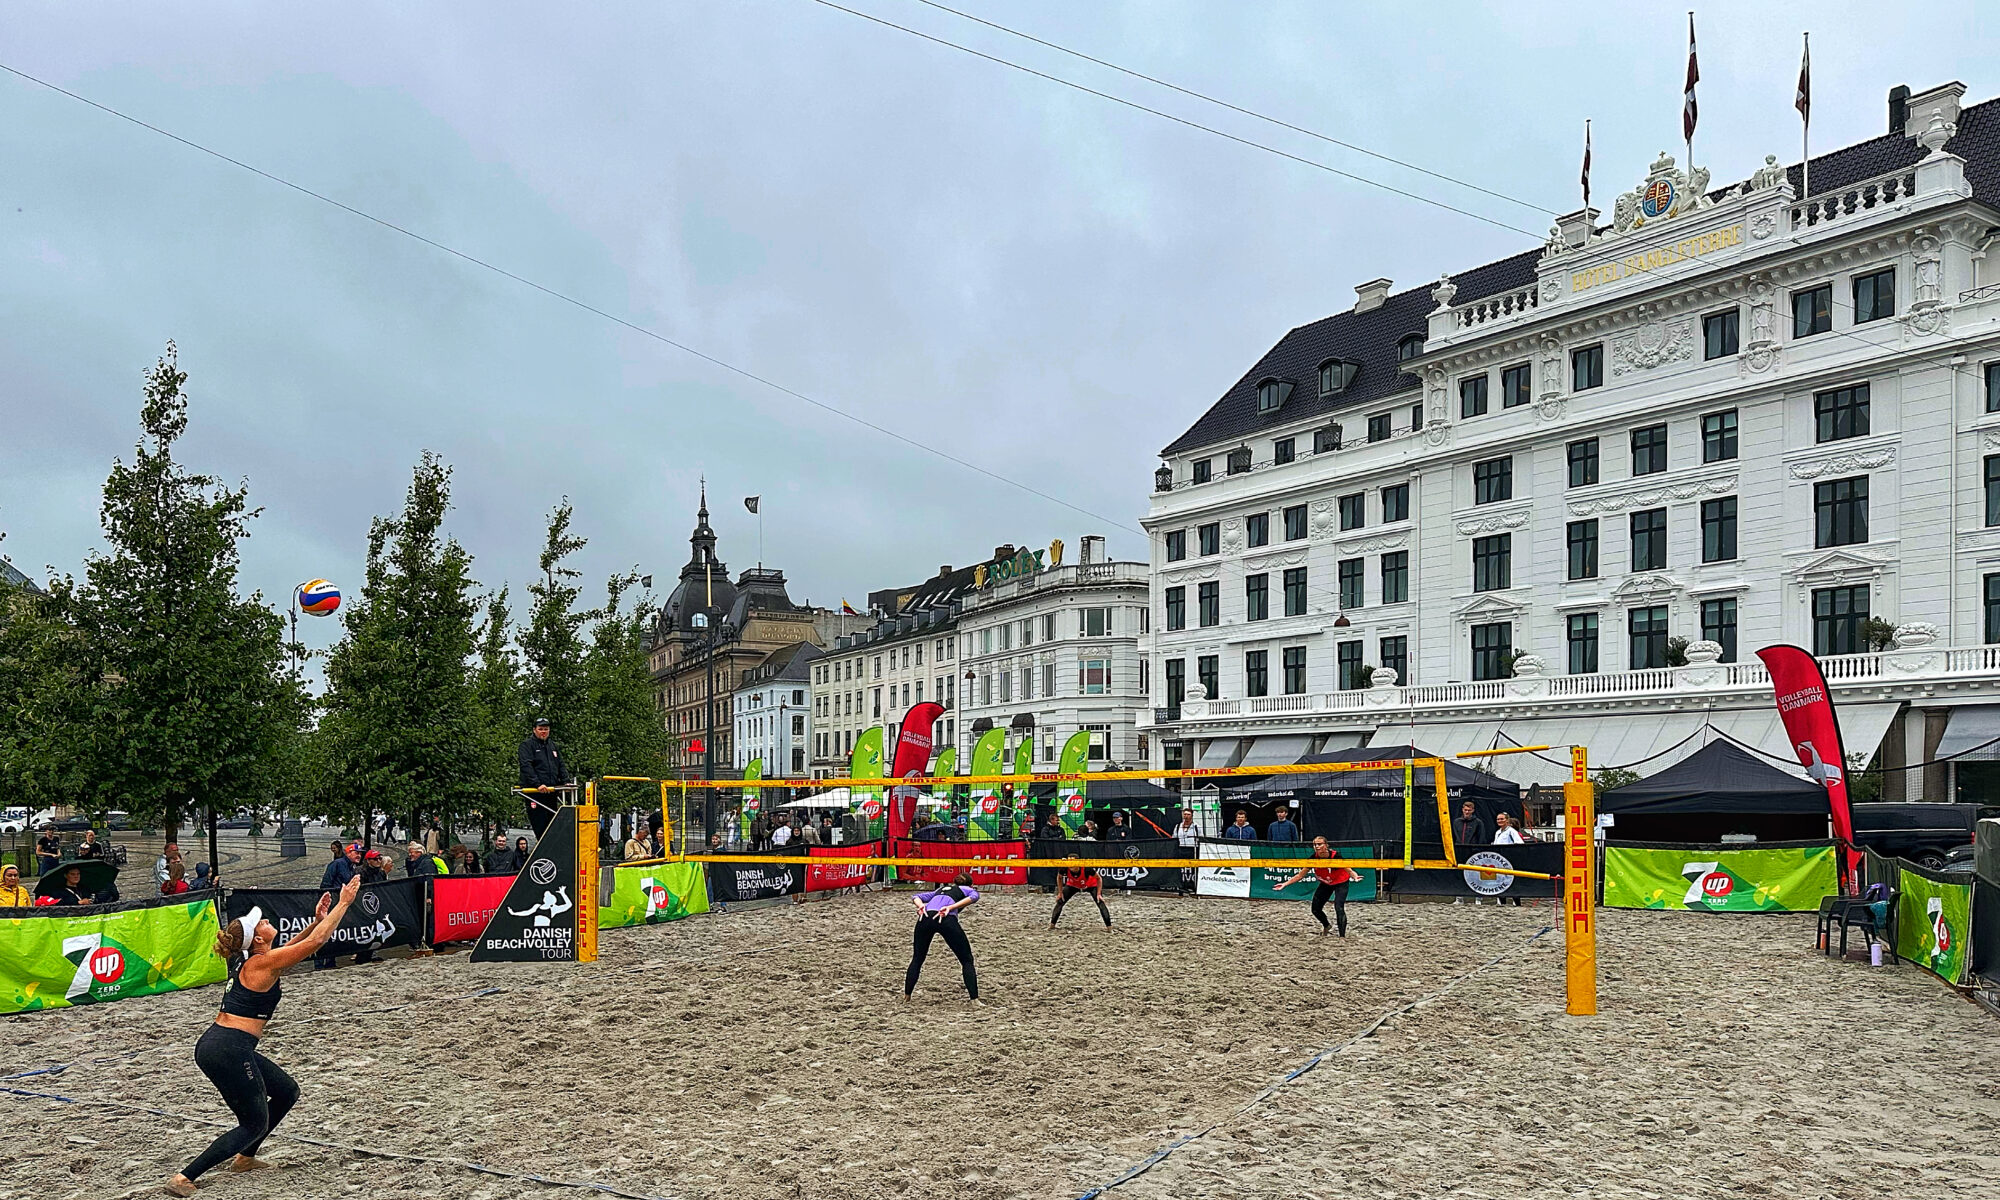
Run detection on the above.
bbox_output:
[1050,852,1112,929]
[1275,835,1358,937]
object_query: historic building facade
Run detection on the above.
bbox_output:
[732,641,821,779]
[1144,81,2000,800]
[809,562,975,779]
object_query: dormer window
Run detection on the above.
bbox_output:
[1256,377,1294,413]
[1318,359,1360,395]
[1397,334,1424,363]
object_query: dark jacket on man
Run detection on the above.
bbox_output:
[404,853,437,879]
[519,736,570,789]
[1454,813,1490,847]
[321,854,357,891]
[484,845,521,875]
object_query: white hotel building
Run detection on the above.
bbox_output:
[1142,81,2000,801]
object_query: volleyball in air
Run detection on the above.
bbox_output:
[296,579,342,615]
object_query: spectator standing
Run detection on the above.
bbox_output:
[819,816,838,845]
[517,717,572,838]
[353,851,391,964]
[1174,808,1200,849]
[403,842,436,878]
[160,863,190,897]
[484,838,520,875]
[1490,812,1528,907]
[1266,805,1300,843]
[155,841,184,885]
[513,836,532,866]
[771,819,793,848]
[624,826,651,861]
[1453,800,1488,849]
[76,829,105,858]
[0,864,32,908]
[191,861,214,891]
[36,829,62,876]
[315,844,360,970]
[1106,813,1134,842]
[1223,810,1257,841]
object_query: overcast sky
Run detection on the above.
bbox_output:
[4,1,1994,655]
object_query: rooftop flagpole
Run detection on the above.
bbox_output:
[1796,32,1812,201]
[1683,12,1699,170]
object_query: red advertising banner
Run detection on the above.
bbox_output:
[805,841,881,893]
[431,874,514,944]
[1755,645,1857,876]
[887,702,945,842]
[890,838,1030,885]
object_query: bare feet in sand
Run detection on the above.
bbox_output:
[164,1174,196,1196]
[228,1155,277,1171]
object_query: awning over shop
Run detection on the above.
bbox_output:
[1238,734,1314,768]
[1194,738,1244,770]
[1313,731,1372,753]
[1935,705,2000,762]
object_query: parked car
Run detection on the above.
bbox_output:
[1851,803,1999,870]
[0,808,28,835]
[105,810,131,831]
[1940,844,1978,874]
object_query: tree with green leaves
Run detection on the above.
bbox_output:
[580,572,668,782]
[469,587,526,839]
[314,452,485,844]
[518,501,593,758]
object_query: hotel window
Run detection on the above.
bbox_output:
[998,671,1011,702]
[1815,383,1870,443]
[1321,361,1357,395]
[1018,671,1029,701]
[1166,659,1185,717]
[1382,483,1409,523]
[1379,636,1407,687]
[1572,344,1604,391]
[1338,493,1365,530]
[1501,363,1532,408]
[1283,567,1308,617]
[1198,523,1220,556]
[1853,267,1895,324]
[1288,646,1311,695]
[1381,551,1409,604]
[1987,456,2000,526]
[1284,505,1307,540]
[1368,413,1392,442]
[1274,437,1296,465]
[1473,456,1513,504]
[1338,558,1364,609]
[1702,410,1738,462]
[1471,622,1513,681]
[1165,586,1185,630]
[1245,650,1269,698]
[1165,530,1186,562]
[1986,576,2000,644]
[1313,426,1342,453]
[1472,534,1512,592]
[1567,613,1599,675]
[1702,497,1737,562]
[1988,363,2000,413]
[1198,582,1219,627]
[1078,659,1109,695]
[1568,438,1599,487]
[1410,402,1425,431]
[1812,586,1869,656]
[1192,458,1212,484]
[1703,308,1739,359]
[1198,654,1219,701]
[1460,374,1489,418]
[1814,477,1869,547]
[1020,620,1034,648]
[1247,512,1269,547]
[1081,606,1110,637]
[1043,660,1056,697]
[1701,597,1738,663]
[1629,605,1669,670]
[1335,642,1362,690]
[1398,334,1424,362]
[1630,508,1667,571]
[1226,448,1251,475]
[1793,283,1832,337]
[1631,424,1668,476]
[1566,519,1598,580]
[1042,614,1057,641]
[980,629,992,653]
[1245,573,1269,622]
[1000,624,1012,651]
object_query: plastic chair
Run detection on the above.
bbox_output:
[1834,883,1895,958]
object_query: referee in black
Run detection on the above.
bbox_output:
[517,717,572,838]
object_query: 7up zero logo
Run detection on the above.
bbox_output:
[1927,897,1953,969]
[1679,861,1752,911]
[61,933,132,1002]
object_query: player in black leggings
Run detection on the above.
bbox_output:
[166,876,360,1196]
[905,872,981,1002]
[1274,836,1359,937]
[1050,857,1112,928]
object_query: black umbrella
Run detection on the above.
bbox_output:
[34,858,117,900]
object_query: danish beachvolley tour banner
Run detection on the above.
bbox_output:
[1,896,227,1015]
[706,857,806,902]
[1895,865,1971,984]
[1195,840,1378,902]
[967,728,1008,841]
[227,878,425,954]
[599,861,710,929]
[1757,646,1858,877]
[1056,731,1091,836]
[887,703,944,843]
[1601,842,1838,912]
[431,874,514,944]
[1397,841,1562,899]
[472,806,580,962]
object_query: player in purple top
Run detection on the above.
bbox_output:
[905,871,980,1003]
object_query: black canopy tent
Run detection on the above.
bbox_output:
[1601,739,1831,842]
[1028,777,1185,838]
[1231,745,1523,853]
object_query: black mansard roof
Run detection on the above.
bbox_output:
[1161,93,2000,460]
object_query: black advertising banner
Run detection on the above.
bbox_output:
[225,878,424,954]
[1393,840,1562,898]
[1027,838,1190,892]
[706,857,806,902]
[471,807,579,963]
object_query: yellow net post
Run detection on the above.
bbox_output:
[577,781,600,964]
[1564,746,1597,1016]
[1401,758,1414,869]
[1432,759,1455,869]
[658,780,671,854]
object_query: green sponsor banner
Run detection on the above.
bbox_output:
[967,728,1008,841]
[598,862,711,931]
[850,726,885,829]
[933,745,956,782]
[2,898,228,1016]
[1895,869,1970,984]
[1056,731,1091,836]
[742,757,763,816]
[1252,844,1379,902]
[1603,845,1838,912]
[1009,736,1033,829]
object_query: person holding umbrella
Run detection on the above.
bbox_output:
[35,860,114,906]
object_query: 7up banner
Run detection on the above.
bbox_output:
[1602,843,1838,912]
[599,862,711,930]
[742,756,763,826]
[850,726,886,834]
[2,897,228,1015]
[968,728,1008,841]
[1895,868,1971,984]
[1057,731,1091,836]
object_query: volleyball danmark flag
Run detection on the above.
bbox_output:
[888,701,944,842]
[967,727,1008,841]
[1,898,228,1015]
[1056,731,1092,835]
[1757,645,1858,877]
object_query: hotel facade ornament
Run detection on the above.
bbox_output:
[1612,318,1695,375]
[1749,154,1787,191]
[1603,153,1713,239]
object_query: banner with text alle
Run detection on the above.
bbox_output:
[227,878,425,954]
[806,840,883,893]
[600,861,710,928]
[1602,842,1838,912]
[890,838,1029,885]
[2,896,227,1015]
[431,874,514,944]
[1895,863,1972,985]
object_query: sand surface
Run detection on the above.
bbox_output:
[3,890,1996,1200]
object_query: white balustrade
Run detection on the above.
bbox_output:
[1454,285,1539,330]
[1788,167,1918,231]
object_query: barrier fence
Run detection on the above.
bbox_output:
[1863,849,1980,986]
[1602,841,1840,913]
